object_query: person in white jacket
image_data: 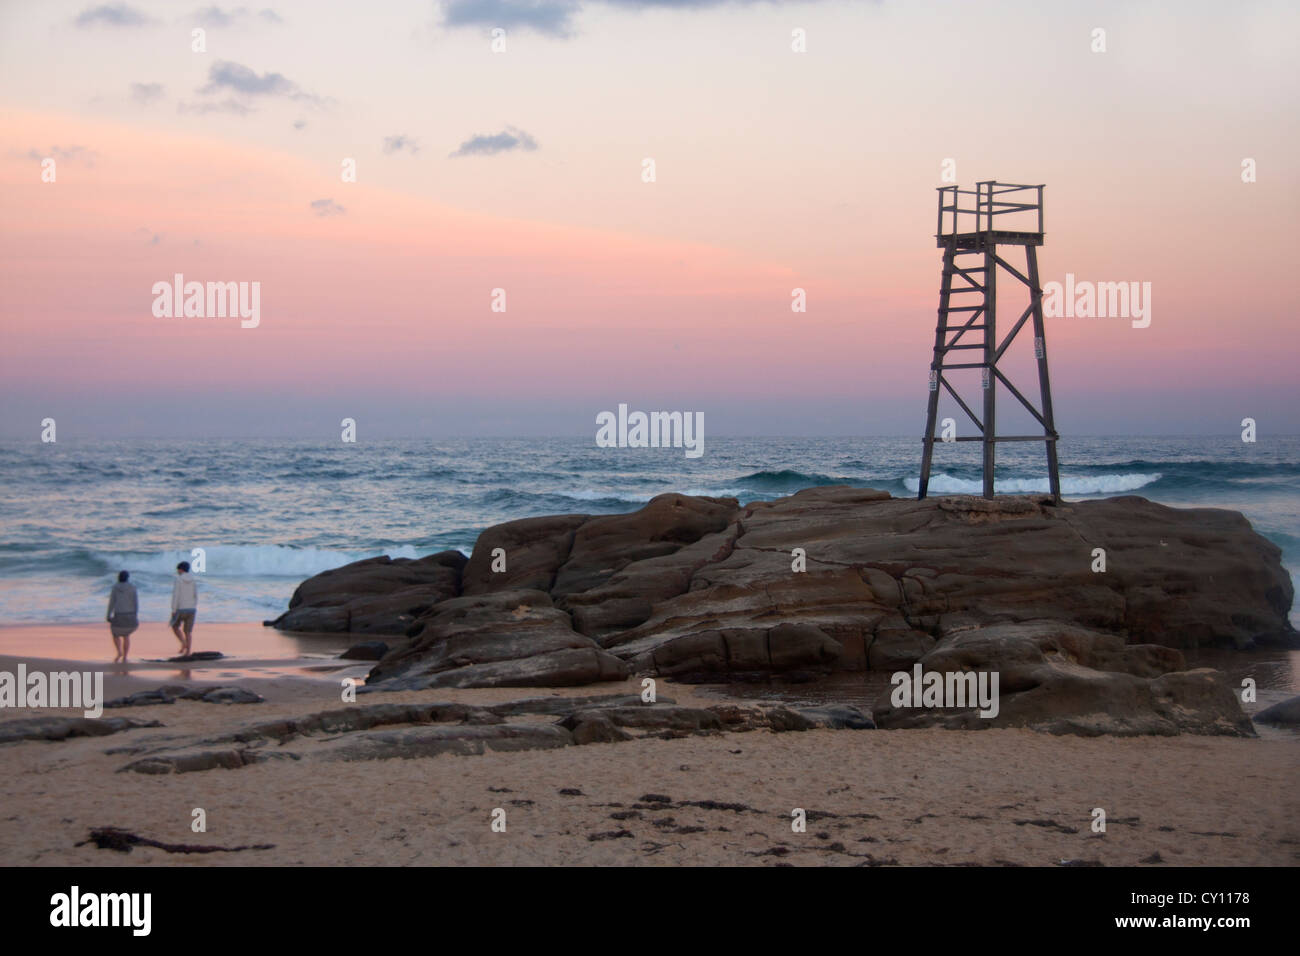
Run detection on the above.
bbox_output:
[170,561,199,656]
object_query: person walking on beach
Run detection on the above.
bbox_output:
[106,570,139,662]
[170,561,198,657]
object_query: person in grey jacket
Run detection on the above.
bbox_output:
[106,570,139,662]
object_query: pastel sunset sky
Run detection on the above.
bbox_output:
[1,0,1297,437]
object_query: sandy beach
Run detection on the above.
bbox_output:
[0,622,361,683]
[1,624,1295,867]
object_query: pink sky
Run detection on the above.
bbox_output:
[1,1,1298,436]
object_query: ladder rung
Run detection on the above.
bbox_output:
[948,286,985,293]
[940,325,986,331]
[938,344,984,350]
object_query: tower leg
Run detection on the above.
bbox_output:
[919,385,940,500]
[981,245,996,499]
[1026,245,1060,500]
[919,245,956,499]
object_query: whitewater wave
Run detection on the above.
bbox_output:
[501,484,800,508]
[559,484,837,504]
[532,475,872,507]
[92,544,429,578]
[901,472,1162,495]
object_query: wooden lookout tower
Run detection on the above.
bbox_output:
[918,181,1060,500]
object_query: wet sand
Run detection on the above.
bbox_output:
[0,621,355,670]
[0,626,1297,866]
[0,622,369,697]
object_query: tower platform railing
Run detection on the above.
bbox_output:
[936,181,1044,247]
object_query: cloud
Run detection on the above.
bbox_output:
[193,5,239,27]
[383,135,420,155]
[440,0,578,36]
[201,61,299,97]
[191,6,285,28]
[178,97,253,115]
[74,4,155,28]
[292,118,307,130]
[130,82,165,104]
[310,199,346,217]
[436,0,809,37]
[24,145,97,165]
[449,125,538,158]
[604,1,792,6]
[187,61,325,114]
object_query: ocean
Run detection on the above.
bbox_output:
[1,435,1297,627]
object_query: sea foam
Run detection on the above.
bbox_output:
[903,472,1162,496]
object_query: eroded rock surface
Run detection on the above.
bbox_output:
[367,589,628,689]
[268,488,1295,734]
[113,694,873,773]
[870,621,1256,736]
[0,716,162,744]
[106,685,264,707]
[267,552,465,634]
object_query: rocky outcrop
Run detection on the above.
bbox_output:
[0,716,162,744]
[267,552,465,634]
[870,621,1255,736]
[462,515,587,595]
[559,705,725,742]
[620,622,843,682]
[269,488,1295,734]
[316,724,573,762]
[1254,694,1300,726]
[367,589,628,689]
[105,685,264,707]
[552,494,737,598]
[340,640,389,661]
[605,490,1294,672]
[114,693,873,773]
[122,747,298,774]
